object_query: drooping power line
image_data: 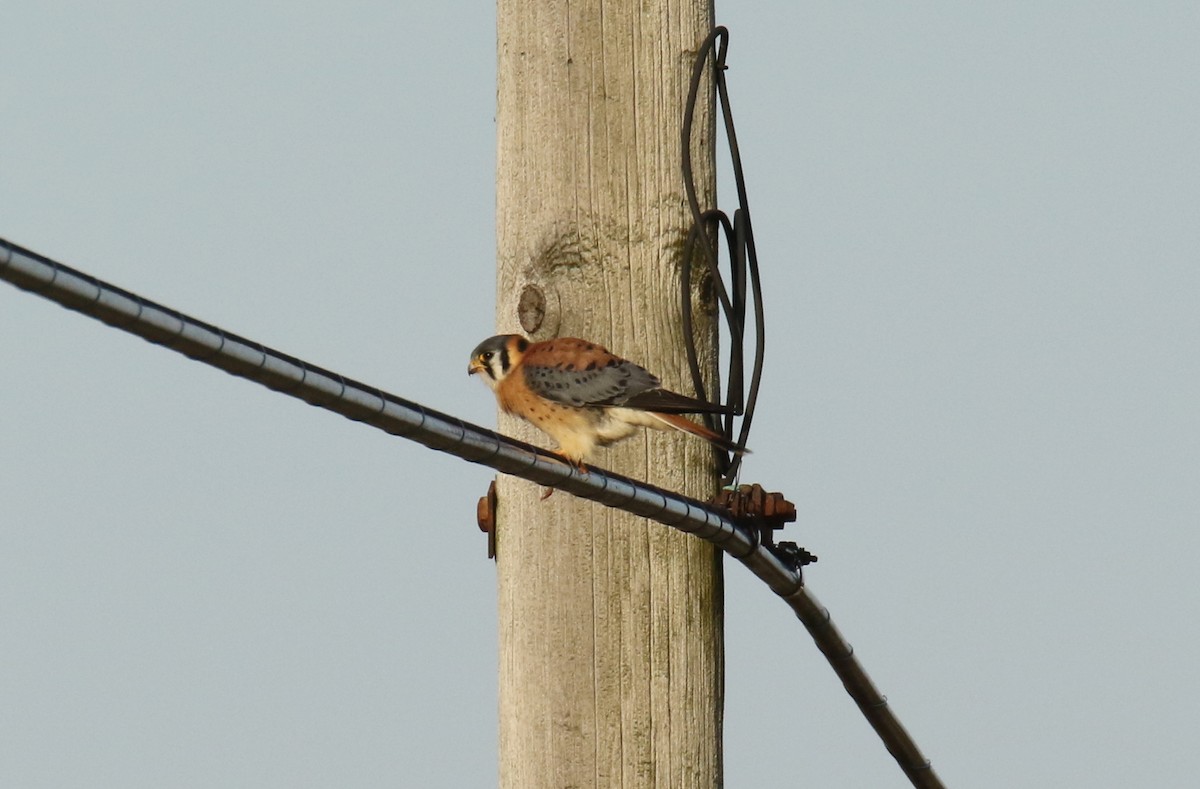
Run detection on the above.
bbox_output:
[1,236,943,789]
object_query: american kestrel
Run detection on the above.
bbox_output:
[468,334,742,470]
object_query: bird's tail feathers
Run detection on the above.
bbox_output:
[647,412,749,455]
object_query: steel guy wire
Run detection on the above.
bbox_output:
[1,236,943,789]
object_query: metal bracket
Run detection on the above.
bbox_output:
[477,479,497,560]
[710,483,816,575]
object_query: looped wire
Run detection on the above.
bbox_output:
[680,26,766,486]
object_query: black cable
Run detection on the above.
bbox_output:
[680,27,766,486]
[3,224,942,789]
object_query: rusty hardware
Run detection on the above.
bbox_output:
[711,483,816,573]
[711,483,796,538]
[477,480,497,560]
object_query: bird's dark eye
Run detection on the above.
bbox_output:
[482,351,494,362]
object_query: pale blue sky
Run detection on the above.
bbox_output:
[3,3,1199,786]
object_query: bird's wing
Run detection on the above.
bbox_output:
[521,338,724,413]
[619,387,729,414]
[520,338,660,407]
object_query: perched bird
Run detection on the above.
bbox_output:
[468,334,743,470]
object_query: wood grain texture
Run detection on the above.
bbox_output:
[495,1,723,787]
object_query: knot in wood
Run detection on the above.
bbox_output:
[518,284,546,334]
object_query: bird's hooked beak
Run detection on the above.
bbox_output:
[468,358,484,376]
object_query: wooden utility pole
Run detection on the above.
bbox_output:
[495,1,721,787]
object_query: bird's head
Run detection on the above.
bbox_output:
[467,334,529,391]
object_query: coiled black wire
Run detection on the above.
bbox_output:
[680,26,766,486]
